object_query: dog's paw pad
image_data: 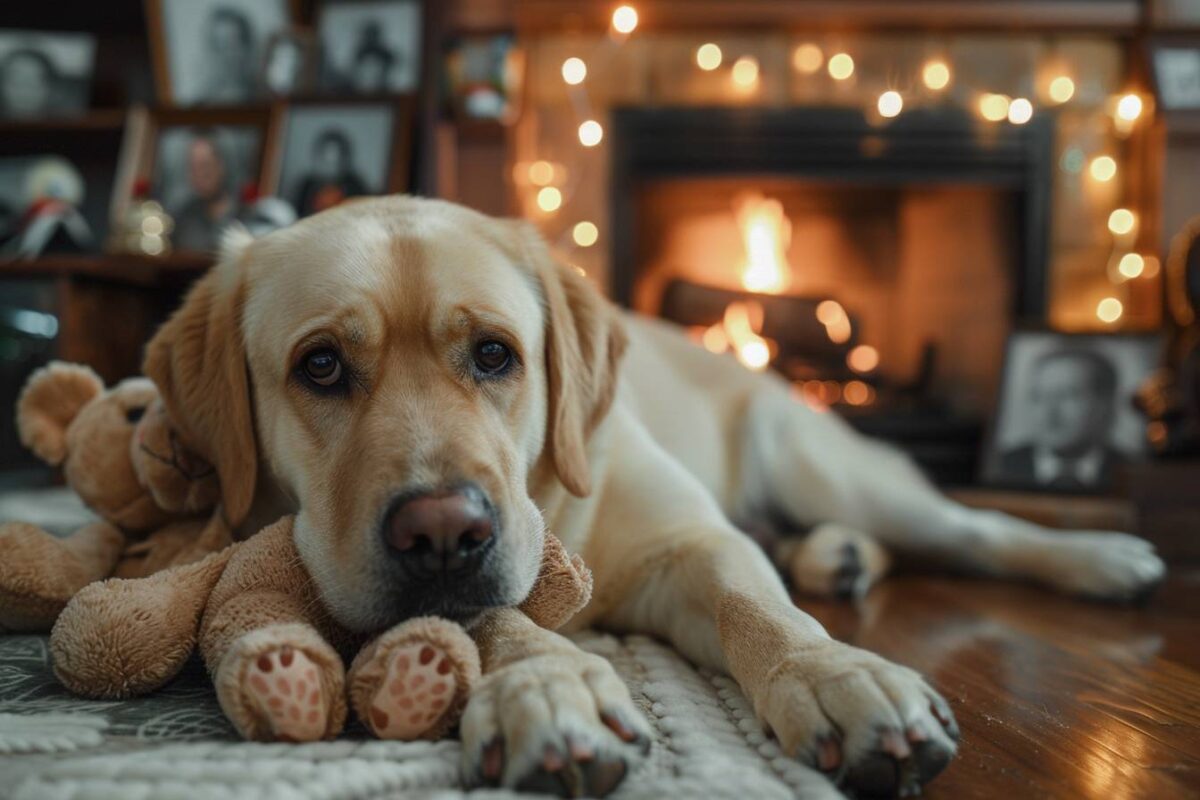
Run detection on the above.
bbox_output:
[367,642,457,739]
[245,645,326,741]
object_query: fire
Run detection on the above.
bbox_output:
[700,300,774,371]
[736,193,792,294]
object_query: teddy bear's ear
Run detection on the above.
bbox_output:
[16,361,105,466]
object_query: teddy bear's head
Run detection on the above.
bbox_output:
[16,362,219,532]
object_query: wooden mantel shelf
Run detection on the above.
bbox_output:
[515,0,1142,33]
[0,254,211,287]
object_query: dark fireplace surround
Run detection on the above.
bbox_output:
[608,105,1055,321]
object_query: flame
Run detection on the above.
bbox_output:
[736,193,792,294]
[702,300,773,371]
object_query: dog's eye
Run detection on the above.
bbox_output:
[303,349,343,386]
[473,340,512,375]
[125,406,146,424]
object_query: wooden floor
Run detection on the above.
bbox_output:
[801,568,1200,799]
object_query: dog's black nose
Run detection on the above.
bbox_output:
[383,484,495,575]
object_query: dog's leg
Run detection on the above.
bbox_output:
[603,524,957,797]
[742,388,1164,599]
[460,608,651,797]
[588,412,958,797]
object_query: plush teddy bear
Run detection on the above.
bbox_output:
[51,515,593,743]
[0,361,230,633]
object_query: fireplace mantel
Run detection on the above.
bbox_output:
[609,106,1054,320]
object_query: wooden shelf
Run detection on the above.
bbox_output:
[0,253,210,286]
[0,110,127,134]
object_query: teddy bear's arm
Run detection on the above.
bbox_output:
[0,520,125,632]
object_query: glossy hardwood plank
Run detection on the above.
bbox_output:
[800,569,1200,799]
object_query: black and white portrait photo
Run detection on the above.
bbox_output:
[317,1,422,94]
[152,125,263,252]
[274,104,397,217]
[151,0,292,106]
[261,30,316,98]
[0,30,95,119]
[982,332,1162,493]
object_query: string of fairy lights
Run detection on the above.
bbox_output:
[516,3,1153,327]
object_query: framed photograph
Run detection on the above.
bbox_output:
[1151,42,1200,111]
[261,28,318,98]
[266,101,410,217]
[443,33,523,121]
[146,0,294,106]
[981,331,1163,494]
[116,109,269,254]
[316,0,422,94]
[0,30,96,119]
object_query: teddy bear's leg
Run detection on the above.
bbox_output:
[347,617,481,741]
[202,591,347,743]
[0,520,125,632]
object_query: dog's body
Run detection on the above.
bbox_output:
[145,196,1163,798]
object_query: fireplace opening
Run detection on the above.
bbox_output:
[633,178,1015,415]
[610,107,1053,484]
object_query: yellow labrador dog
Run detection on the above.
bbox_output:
[145,196,1163,798]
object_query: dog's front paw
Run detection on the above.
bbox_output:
[758,642,958,797]
[460,651,650,797]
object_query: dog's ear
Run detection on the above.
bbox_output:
[16,361,105,466]
[521,225,627,497]
[143,259,256,527]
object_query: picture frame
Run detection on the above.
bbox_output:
[145,0,296,107]
[263,98,412,218]
[0,29,97,120]
[315,0,423,95]
[980,330,1164,494]
[111,107,270,254]
[442,32,523,122]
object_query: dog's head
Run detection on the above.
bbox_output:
[144,197,625,631]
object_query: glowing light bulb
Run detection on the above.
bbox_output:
[1096,297,1123,323]
[1048,75,1075,104]
[1118,253,1145,278]
[979,93,1010,122]
[1089,155,1117,182]
[528,160,554,186]
[922,60,951,91]
[561,57,587,85]
[847,345,879,373]
[696,43,722,71]
[536,187,562,212]
[572,221,598,247]
[1108,208,1136,236]
[828,53,854,81]
[732,56,759,88]
[877,91,903,118]
[612,5,638,34]
[843,380,871,406]
[578,119,603,147]
[1116,93,1143,121]
[793,43,823,74]
[1008,97,1033,124]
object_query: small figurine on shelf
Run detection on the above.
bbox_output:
[237,183,297,237]
[110,178,174,256]
[0,156,94,258]
[1136,214,1200,456]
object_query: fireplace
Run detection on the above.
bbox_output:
[609,106,1055,483]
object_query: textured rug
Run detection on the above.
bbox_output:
[0,632,840,800]
[0,488,840,799]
